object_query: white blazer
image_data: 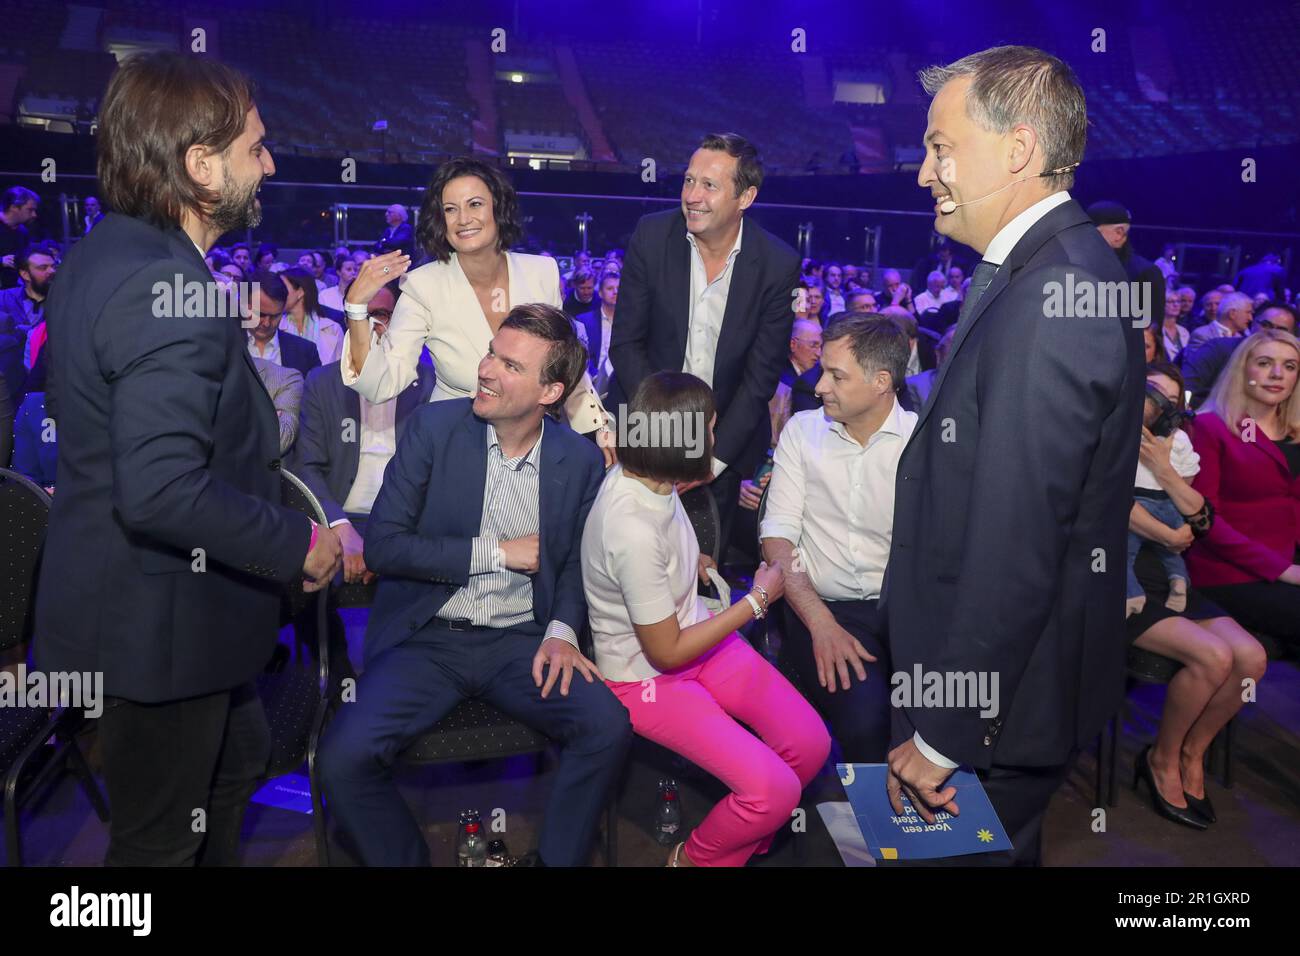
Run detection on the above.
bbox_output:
[340,250,606,432]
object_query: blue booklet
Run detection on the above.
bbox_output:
[836,763,1013,860]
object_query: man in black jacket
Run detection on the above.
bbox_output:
[1088,199,1166,333]
[609,132,800,543]
[885,46,1144,865]
[34,51,342,866]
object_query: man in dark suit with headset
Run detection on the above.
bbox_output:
[883,46,1145,865]
[34,52,342,865]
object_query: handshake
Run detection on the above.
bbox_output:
[301,521,376,590]
[302,527,545,592]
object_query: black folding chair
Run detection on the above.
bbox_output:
[251,470,339,862]
[310,583,619,866]
[0,468,109,866]
[1093,644,1235,809]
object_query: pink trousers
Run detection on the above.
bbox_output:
[608,633,831,867]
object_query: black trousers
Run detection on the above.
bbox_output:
[98,681,270,866]
[710,467,742,563]
[975,760,1072,866]
[781,598,891,762]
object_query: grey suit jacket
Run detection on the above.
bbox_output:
[292,359,435,524]
[251,356,304,454]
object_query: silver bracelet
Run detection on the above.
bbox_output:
[744,593,765,620]
[751,584,770,611]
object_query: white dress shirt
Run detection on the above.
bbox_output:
[684,220,744,475]
[683,221,743,389]
[1161,323,1189,361]
[247,329,283,365]
[340,393,398,517]
[913,290,946,313]
[596,305,615,396]
[982,190,1072,266]
[760,399,916,602]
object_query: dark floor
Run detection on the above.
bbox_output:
[6,609,1300,867]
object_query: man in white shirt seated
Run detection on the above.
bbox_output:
[292,280,435,581]
[760,314,917,761]
[913,270,952,313]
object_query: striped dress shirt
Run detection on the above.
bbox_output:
[437,420,579,648]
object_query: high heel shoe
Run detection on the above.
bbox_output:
[1183,791,1216,824]
[1133,745,1208,830]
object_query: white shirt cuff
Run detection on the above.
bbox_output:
[328,518,352,529]
[711,456,728,478]
[913,731,959,769]
[543,621,580,650]
[469,534,501,575]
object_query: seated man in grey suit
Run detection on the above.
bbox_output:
[251,356,303,455]
[903,324,955,412]
[1185,291,1252,348]
[292,277,435,585]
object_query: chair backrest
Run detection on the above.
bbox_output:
[680,486,722,564]
[280,468,328,615]
[280,468,331,687]
[0,468,51,653]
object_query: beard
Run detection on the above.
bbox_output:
[208,171,263,235]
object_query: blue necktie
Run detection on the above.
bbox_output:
[957,260,998,332]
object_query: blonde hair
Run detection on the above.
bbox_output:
[1202,329,1300,440]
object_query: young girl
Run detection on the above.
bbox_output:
[582,371,830,867]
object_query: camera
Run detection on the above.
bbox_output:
[1144,382,1191,438]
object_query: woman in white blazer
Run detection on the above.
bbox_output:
[340,158,610,448]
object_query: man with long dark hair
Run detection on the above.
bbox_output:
[34,51,342,866]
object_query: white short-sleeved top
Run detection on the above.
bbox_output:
[581,465,708,683]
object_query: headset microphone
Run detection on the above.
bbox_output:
[938,163,1082,215]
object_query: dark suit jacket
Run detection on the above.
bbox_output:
[575,307,610,376]
[362,399,604,665]
[0,284,41,334]
[608,208,800,473]
[1178,336,1239,409]
[376,222,414,255]
[292,360,435,524]
[34,213,310,703]
[1120,246,1166,331]
[250,329,321,379]
[780,361,822,414]
[884,197,1145,769]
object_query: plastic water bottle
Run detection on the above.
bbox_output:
[457,809,488,867]
[653,779,682,846]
